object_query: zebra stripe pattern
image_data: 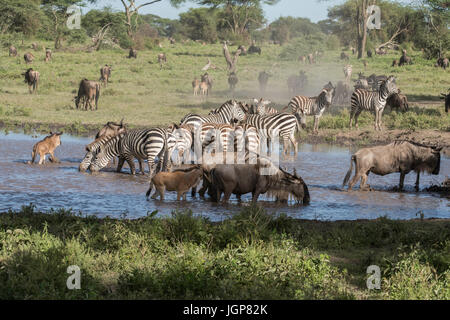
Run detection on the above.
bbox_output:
[234,124,260,162]
[181,100,246,127]
[349,75,398,131]
[89,128,176,177]
[79,135,110,172]
[343,64,352,82]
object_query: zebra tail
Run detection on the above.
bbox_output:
[342,155,356,187]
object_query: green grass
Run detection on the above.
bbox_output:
[0,205,448,299]
[0,40,448,134]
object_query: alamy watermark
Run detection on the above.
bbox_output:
[66,5,82,30]
[66,265,81,290]
[367,5,381,30]
[366,265,381,290]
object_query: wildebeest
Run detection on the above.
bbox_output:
[128,48,137,58]
[96,119,126,139]
[343,141,442,191]
[158,53,167,68]
[206,160,310,204]
[399,49,412,66]
[248,44,261,55]
[228,72,238,92]
[28,132,63,165]
[9,46,17,57]
[258,71,270,94]
[31,42,39,50]
[44,49,52,62]
[350,47,356,55]
[287,71,307,95]
[367,50,373,58]
[436,57,449,70]
[440,89,449,113]
[340,52,349,61]
[334,81,352,104]
[99,64,112,86]
[22,68,39,94]
[24,52,34,64]
[392,59,399,67]
[146,165,204,200]
[74,79,100,111]
[386,90,409,113]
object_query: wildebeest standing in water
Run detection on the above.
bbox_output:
[44,49,52,62]
[128,48,137,58]
[22,68,39,94]
[9,46,17,57]
[28,132,63,165]
[99,65,112,86]
[258,71,270,94]
[343,141,441,191]
[440,89,449,113]
[158,53,167,68]
[24,52,34,64]
[206,160,310,204]
[75,79,100,111]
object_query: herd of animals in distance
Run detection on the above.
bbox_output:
[9,41,449,204]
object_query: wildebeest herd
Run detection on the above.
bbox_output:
[10,44,446,204]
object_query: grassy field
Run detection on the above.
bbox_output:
[0,40,449,136]
[0,204,448,299]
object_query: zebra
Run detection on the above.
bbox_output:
[234,124,260,163]
[242,112,304,156]
[252,98,278,115]
[284,86,335,134]
[343,65,352,82]
[88,128,176,178]
[181,100,246,127]
[349,75,398,131]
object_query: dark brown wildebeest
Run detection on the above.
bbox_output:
[28,132,63,165]
[157,53,167,68]
[96,119,126,139]
[74,79,100,111]
[24,52,34,64]
[387,90,409,113]
[343,140,442,191]
[399,49,412,66]
[392,59,399,67]
[436,57,449,70]
[22,68,39,94]
[44,49,52,62]
[440,89,449,113]
[128,48,137,59]
[334,81,352,104]
[9,46,17,57]
[228,72,238,92]
[99,64,112,86]
[248,44,261,55]
[340,52,349,61]
[367,50,373,58]
[258,71,270,94]
[287,71,307,95]
[206,160,310,204]
[145,165,204,200]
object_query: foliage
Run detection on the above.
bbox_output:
[179,8,219,43]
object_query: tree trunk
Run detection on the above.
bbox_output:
[357,0,369,59]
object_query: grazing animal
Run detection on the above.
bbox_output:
[31,42,39,50]
[375,48,387,55]
[128,48,137,58]
[181,100,246,128]
[285,86,335,134]
[354,78,370,90]
[367,74,388,91]
[192,79,200,96]
[350,47,356,55]
[199,81,209,97]
[343,141,442,191]
[23,52,34,64]
[252,98,278,116]
[22,68,39,94]
[158,53,167,68]
[44,49,52,62]
[207,160,310,204]
[238,45,247,55]
[9,46,17,57]
[399,49,412,66]
[334,81,352,104]
[228,72,238,92]
[298,55,306,64]
[287,71,307,95]
[99,65,112,86]
[307,53,315,64]
[349,75,398,131]
[436,57,449,70]
[340,52,349,61]
[89,128,176,178]
[248,44,261,55]
[258,71,270,94]
[28,132,63,165]
[343,64,352,82]
[96,119,126,139]
[74,79,100,111]
[367,50,373,58]
[201,72,213,93]
[440,89,449,113]
[386,90,409,113]
[146,165,204,200]
[392,59,399,67]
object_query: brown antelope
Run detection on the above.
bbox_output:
[28,132,63,165]
[192,79,200,96]
[44,49,52,62]
[158,53,167,68]
[200,81,209,97]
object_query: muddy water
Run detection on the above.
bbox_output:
[0,132,448,221]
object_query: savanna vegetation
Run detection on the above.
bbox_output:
[0,204,449,299]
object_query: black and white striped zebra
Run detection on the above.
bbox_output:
[242,112,303,156]
[88,128,176,177]
[343,64,352,82]
[234,124,260,163]
[285,86,334,133]
[349,75,398,131]
[252,98,278,116]
[181,100,246,127]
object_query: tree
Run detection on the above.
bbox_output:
[179,8,219,42]
[0,0,42,36]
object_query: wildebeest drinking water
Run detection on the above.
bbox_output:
[74,79,100,111]
[22,68,39,94]
[28,132,63,165]
[343,140,442,191]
